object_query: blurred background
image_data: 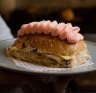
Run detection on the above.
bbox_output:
[0,0,96,93]
[0,0,96,37]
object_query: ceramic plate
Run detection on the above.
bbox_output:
[0,39,96,75]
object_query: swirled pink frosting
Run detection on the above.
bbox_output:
[18,20,84,43]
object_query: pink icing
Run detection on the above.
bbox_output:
[18,20,84,43]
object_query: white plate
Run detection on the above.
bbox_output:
[0,39,96,75]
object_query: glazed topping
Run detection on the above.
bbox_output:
[18,20,84,43]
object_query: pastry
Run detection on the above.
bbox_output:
[6,20,91,68]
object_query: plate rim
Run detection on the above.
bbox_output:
[0,38,96,76]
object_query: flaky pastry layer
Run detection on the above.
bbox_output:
[6,34,90,68]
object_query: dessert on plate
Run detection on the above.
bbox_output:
[6,20,91,68]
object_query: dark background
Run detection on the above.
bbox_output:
[5,8,96,37]
[0,0,96,37]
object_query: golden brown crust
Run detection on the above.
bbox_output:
[13,34,86,56]
[6,34,90,68]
